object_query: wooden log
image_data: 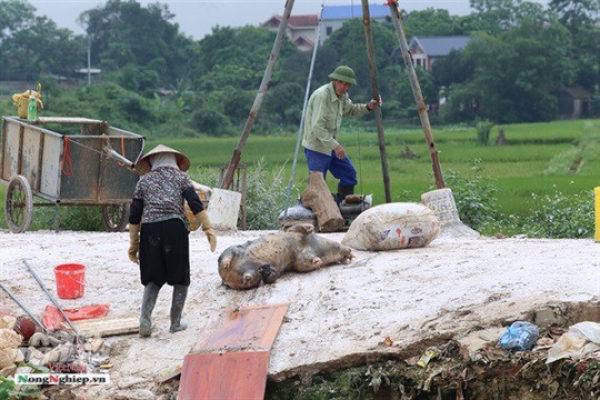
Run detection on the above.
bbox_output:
[301,171,344,232]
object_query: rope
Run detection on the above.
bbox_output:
[61,137,74,176]
[281,0,326,229]
[117,136,126,166]
[60,134,120,176]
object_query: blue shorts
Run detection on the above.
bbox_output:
[304,148,357,187]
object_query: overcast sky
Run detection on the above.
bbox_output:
[29,0,550,40]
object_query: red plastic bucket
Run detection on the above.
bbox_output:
[54,264,86,299]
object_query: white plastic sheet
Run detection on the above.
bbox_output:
[546,321,600,364]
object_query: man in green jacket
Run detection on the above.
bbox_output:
[302,65,381,203]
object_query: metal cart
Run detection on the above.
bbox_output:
[1,116,145,233]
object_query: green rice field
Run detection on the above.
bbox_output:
[1,118,598,230]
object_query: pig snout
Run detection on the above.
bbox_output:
[243,270,258,284]
[340,247,354,264]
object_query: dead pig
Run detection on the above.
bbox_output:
[218,224,354,290]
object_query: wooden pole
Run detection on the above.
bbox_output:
[361,0,392,203]
[220,0,296,190]
[386,0,446,189]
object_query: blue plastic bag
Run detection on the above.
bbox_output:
[499,321,539,351]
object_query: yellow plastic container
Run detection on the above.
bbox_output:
[595,187,599,242]
[17,98,29,118]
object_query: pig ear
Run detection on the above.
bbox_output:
[220,257,231,270]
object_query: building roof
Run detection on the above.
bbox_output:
[563,86,592,99]
[293,35,315,48]
[409,36,471,57]
[289,14,319,27]
[322,4,389,20]
[262,14,319,29]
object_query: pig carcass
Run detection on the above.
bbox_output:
[218,224,353,290]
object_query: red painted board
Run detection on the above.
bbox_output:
[178,351,269,400]
[178,304,289,400]
[190,304,289,354]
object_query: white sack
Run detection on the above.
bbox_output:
[342,202,440,251]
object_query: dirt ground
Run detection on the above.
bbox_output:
[1,225,599,399]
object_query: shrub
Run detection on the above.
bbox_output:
[443,159,501,230]
[37,206,105,231]
[475,119,494,146]
[192,159,298,230]
[523,188,594,238]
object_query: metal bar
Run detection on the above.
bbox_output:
[17,124,24,176]
[387,0,446,189]
[0,118,7,181]
[36,128,45,193]
[103,147,135,169]
[0,282,50,335]
[361,0,392,203]
[22,260,81,336]
[220,0,296,190]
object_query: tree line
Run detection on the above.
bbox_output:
[0,0,598,139]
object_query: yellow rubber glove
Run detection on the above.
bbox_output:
[128,224,140,263]
[195,210,217,252]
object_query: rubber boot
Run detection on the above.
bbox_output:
[336,184,355,204]
[169,285,189,333]
[139,283,160,338]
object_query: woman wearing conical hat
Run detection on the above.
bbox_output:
[127,144,217,338]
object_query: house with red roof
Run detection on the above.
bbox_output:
[261,14,319,52]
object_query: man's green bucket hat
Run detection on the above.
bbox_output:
[328,65,357,85]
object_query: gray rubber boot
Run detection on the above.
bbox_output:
[139,283,160,338]
[169,285,189,333]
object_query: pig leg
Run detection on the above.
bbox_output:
[294,250,324,272]
[287,223,314,235]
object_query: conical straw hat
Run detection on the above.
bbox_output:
[137,144,190,172]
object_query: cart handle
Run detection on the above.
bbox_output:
[103,145,135,169]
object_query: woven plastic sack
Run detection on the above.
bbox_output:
[0,348,17,369]
[0,316,16,330]
[342,202,440,251]
[0,329,22,350]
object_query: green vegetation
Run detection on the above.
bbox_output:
[1,0,598,135]
[0,0,598,236]
[2,119,597,237]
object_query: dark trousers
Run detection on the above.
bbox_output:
[304,148,357,187]
[139,218,190,287]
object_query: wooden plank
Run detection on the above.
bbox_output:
[37,117,104,124]
[178,304,288,400]
[66,315,138,337]
[178,351,269,400]
[191,303,289,354]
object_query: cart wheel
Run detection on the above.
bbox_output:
[102,204,130,232]
[5,175,34,233]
